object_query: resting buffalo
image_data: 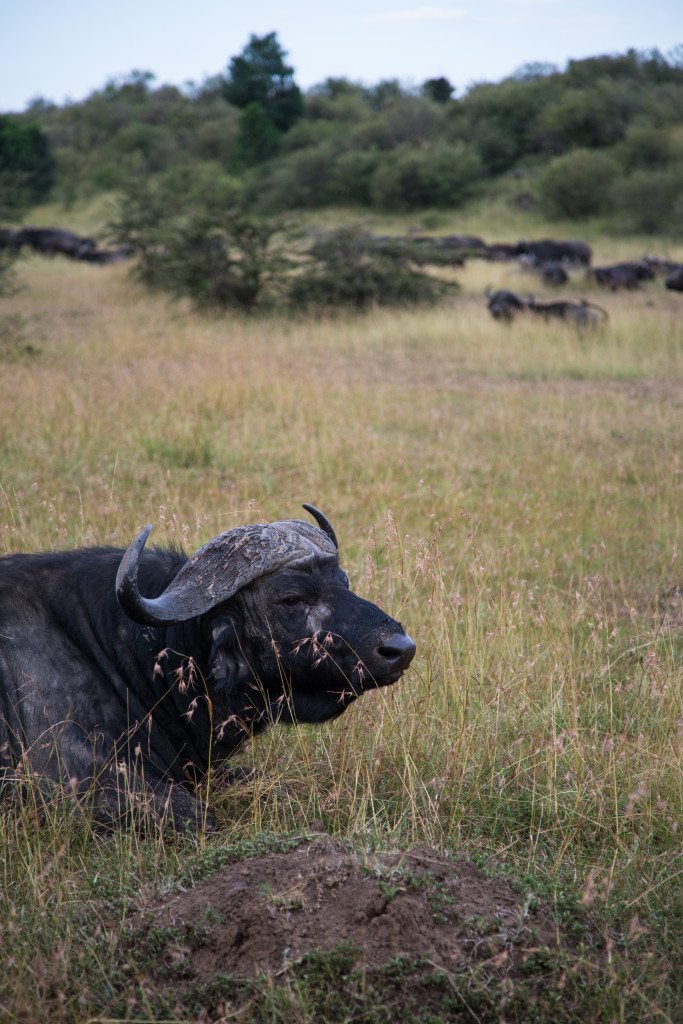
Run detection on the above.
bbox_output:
[518,256,569,285]
[540,261,569,286]
[486,288,606,327]
[515,239,592,267]
[642,257,680,277]
[665,266,683,292]
[527,298,607,327]
[592,261,655,291]
[0,506,415,829]
[485,288,526,321]
[486,243,519,261]
[15,227,97,259]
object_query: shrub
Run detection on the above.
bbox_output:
[109,167,287,310]
[329,149,381,205]
[539,148,618,217]
[0,187,21,297]
[380,96,446,147]
[467,120,520,174]
[288,227,456,310]
[233,102,280,167]
[616,125,679,171]
[256,143,339,209]
[536,83,636,151]
[371,142,483,210]
[611,167,683,234]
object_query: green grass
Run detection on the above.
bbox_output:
[0,210,681,1021]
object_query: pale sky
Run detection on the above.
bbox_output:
[1,0,680,113]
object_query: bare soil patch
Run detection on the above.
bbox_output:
[133,838,591,1022]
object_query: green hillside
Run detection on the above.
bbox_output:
[6,42,683,234]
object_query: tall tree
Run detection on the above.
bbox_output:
[224,33,303,133]
[423,77,454,103]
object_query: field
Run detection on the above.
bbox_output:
[0,215,681,1022]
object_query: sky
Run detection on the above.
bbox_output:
[1,0,680,113]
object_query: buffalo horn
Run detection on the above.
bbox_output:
[302,503,338,550]
[116,514,338,627]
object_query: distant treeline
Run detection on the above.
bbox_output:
[3,40,683,232]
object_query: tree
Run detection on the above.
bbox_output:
[512,62,558,82]
[234,102,280,166]
[0,117,55,205]
[423,77,454,103]
[224,33,303,133]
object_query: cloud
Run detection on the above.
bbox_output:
[364,7,468,25]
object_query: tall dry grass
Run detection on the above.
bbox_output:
[0,247,681,1021]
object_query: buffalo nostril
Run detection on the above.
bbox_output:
[377,633,416,669]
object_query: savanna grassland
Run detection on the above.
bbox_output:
[0,219,681,1022]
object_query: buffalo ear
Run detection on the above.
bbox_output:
[208,618,252,694]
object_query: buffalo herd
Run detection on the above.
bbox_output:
[353,231,681,324]
[2,222,681,317]
[480,237,682,325]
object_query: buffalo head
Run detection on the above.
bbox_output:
[116,505,416,731]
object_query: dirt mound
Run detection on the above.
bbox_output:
[134,839,588,1021]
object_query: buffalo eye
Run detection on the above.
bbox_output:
[280,595,307,609]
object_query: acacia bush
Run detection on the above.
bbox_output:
[288,227,457,310]
[111,178,457,312]
[109,167,288,310]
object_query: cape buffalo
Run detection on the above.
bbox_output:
[515,239,592,267]
[527,298,607,327]
[0,506,415,829]
[592,261,655,290]
[15,227,97,259]
[486,243,519,261]
[518,256,569,285]
[486,288,606,327]
[642,257,680,276]
[541,261,569,286]
[485,288,527,320]
[665,266,683,292]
